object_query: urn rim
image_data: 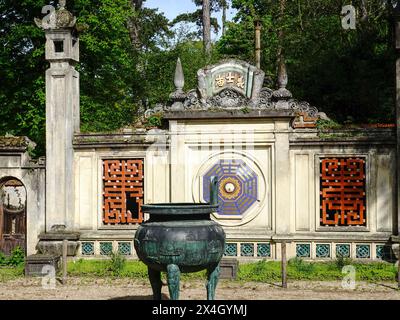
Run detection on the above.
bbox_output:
[142,202,219,215]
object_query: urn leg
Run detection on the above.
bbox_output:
[148,267,162,300]
[206,264,221,300]
[167,264,180,300]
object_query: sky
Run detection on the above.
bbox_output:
[145,0,237,39]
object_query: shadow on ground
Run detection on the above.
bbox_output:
[109,293,170,300]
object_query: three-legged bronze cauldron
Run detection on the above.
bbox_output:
[134,177,226,300]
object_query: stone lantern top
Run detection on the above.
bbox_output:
[34,0,76,30]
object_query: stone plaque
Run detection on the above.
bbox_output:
[197,60,265,101]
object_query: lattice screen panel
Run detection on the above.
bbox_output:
[320,158,366,227]
[103,159,144,225]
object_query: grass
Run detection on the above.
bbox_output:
[238,259,397,282]
[67,259,207,280]
[0,258,397,283]
[0,265,24,282]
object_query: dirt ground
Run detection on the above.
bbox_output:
[0,277,399,300]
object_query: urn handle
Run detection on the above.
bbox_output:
[210,176,219,206]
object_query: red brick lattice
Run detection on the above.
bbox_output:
[320,158,366,227]
[103,159,144,225]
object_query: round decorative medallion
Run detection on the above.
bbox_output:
[219,177,241,200]
[202,159,258,216]
[224,183,235,193]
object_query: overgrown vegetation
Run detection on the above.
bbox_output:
[63,258,398,282]
[238,259,397,282]
[0,247,25,267]
[0,247,25,282]
[107,252,127,277]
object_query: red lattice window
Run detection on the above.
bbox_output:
[320,158,366,227]
[103,159,144,225]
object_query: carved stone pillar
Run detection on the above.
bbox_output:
[35,0,80,255]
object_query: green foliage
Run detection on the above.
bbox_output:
[171,0,227,38]
[218,0,395,123]
[7,247,25,267]
[241,106,250,114]
[288,257,316,274]
[0,265,25,282]
[0,252,7,266]
[107,251,127,277]
[239,260,396,282]
[0,247,25,267]
[0,0,396,153]
[0,0,171,151]
[335,254,354,270]
[51,259,400,282]
[145,113,163,128]
[316,119,343,130]
[238,259,281,281]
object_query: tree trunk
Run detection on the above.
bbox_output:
[203,0,212,58]
[277,0,286,62]
[128,0,143,50]
[360,0,368,22]
[222,0,227,36]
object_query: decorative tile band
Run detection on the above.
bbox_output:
[257,243,271,257]
[240,243,254,257]
[356,245,370,259]
[296,244,311,258]
[81,242,94,256]
[316,244,330,258]
[224,243,238,257]
[336,244,351,258]
[79,241,386,260]
[118,242,132,256]
[376,245,384,260]
[100,242,113,256]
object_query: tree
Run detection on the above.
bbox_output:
[221,0,229,36]
[203,0,211,57]
[171,0,228,40]
[217,0,395,123]
[0,0,171,155]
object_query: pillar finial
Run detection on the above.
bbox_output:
[34,0,76,30]
[174,58,185,93]
[169,58,187,111]
[277,55,288,89]
[272,54,292,100]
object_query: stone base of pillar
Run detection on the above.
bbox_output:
[391,235,400,260]
[36,225,80,256]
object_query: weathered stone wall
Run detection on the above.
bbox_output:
[72,123,396,261]
[0,137,46,255]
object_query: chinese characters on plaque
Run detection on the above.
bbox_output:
[214,72,245,90]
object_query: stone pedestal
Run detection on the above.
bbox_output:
[25,254,60,277]
[36,225,80,256]
[219,258,238,280]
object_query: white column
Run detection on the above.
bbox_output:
[274,119,291,236]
